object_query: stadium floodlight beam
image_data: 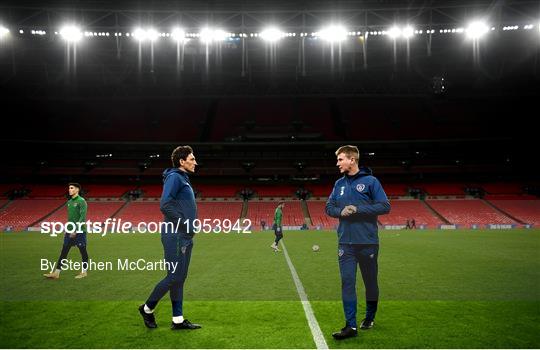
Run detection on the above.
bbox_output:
[402,26,414,39]
[388,26,402,39]
[317,25,348,42]
[200,28,228,43]
[466,21,489,39]
[146,29,159,41]
[133,28,147,41]
[260,27,285,42]
[171,28,187,42]
[132,28,158,42]
[0,26,9,38]
[60,25,82,42]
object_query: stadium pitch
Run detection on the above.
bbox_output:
[1,229,539,348]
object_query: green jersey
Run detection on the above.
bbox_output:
[274,207,283,227]
[67,195,87,232]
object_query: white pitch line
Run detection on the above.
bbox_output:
[281,240,329,349]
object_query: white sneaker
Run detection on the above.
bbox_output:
[43,272,59,279]
[75,272,87,279]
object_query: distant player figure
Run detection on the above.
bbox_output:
[138,145,201,330]
[405,219,411,229]
[270,202,285,252]
[43,183,89,279]
[411,218,416,229]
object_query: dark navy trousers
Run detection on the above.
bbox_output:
[146,228,193,317]
[338,243,379,328]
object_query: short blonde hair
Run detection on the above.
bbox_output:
[335,145,359,162]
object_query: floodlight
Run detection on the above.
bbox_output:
[260,27,285,42]
[0,26,9,38]
[60,26,82,42]
[466,21,489,39]
[200,28,228,43]
[172,28,187,41]
[146,29,158,41]
[317,25,348,42]
[402,26,414,38]
[133,28,146,41]
[388,26,401,39]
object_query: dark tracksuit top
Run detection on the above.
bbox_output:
[325,167,390,244]
[325,167,390,327]
[146,168,198,317]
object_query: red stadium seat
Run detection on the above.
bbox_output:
[379,200,443,228]
[426,199,516,226]
[306,201,339,229]
[488,199,540,225]
[0,199,65,230]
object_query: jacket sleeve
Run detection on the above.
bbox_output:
[78,200,88,223]
[354,178,391,216]
[325,184,342,218]
[160,174,189,231]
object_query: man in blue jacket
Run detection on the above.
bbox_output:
[326,145,390,340]
[138,145,201,330]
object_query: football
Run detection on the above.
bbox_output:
[312,244,320,252]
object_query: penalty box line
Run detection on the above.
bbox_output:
[281,240,329,350]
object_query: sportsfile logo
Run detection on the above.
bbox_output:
[40,218,252,236]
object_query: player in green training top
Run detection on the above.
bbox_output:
[43,183,89,279]
[270,202,285,252]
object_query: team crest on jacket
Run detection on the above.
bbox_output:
[338,249,344,257]
[181,246,187,255]
[356,184,366,192]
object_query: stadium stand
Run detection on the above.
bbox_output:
[0,184,16,197]
[305,184,333,197]
[419,183,466,195]
[250,185,296,197]
[0,199,65,230]
[426,199,516,226]
[306,200,339,229]
[139,184,163,197]
[82,184,130,198]
[488,199,540,225]
[115,201,162,225]
[26,184,66,198]
[379,200,444,228]
[381,183,409,196]
[197,202,243,221]
[246,200,305,228]
[39,201,125,224]
[480,182,524,194]
[116,200,243,228]
[195,184,239,198]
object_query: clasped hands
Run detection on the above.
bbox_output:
[340,205,357,217]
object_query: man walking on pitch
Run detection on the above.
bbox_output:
[270,202,285,252]
[43,183,89,279]
[138,145,201,330]
[326,145,390,340]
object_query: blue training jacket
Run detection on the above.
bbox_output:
[325,167,390,244]
[160,168,198,237]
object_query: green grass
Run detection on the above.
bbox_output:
[1,229,539,348]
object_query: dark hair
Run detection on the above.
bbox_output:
[171,145,194,168]
[68,182,81,190]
